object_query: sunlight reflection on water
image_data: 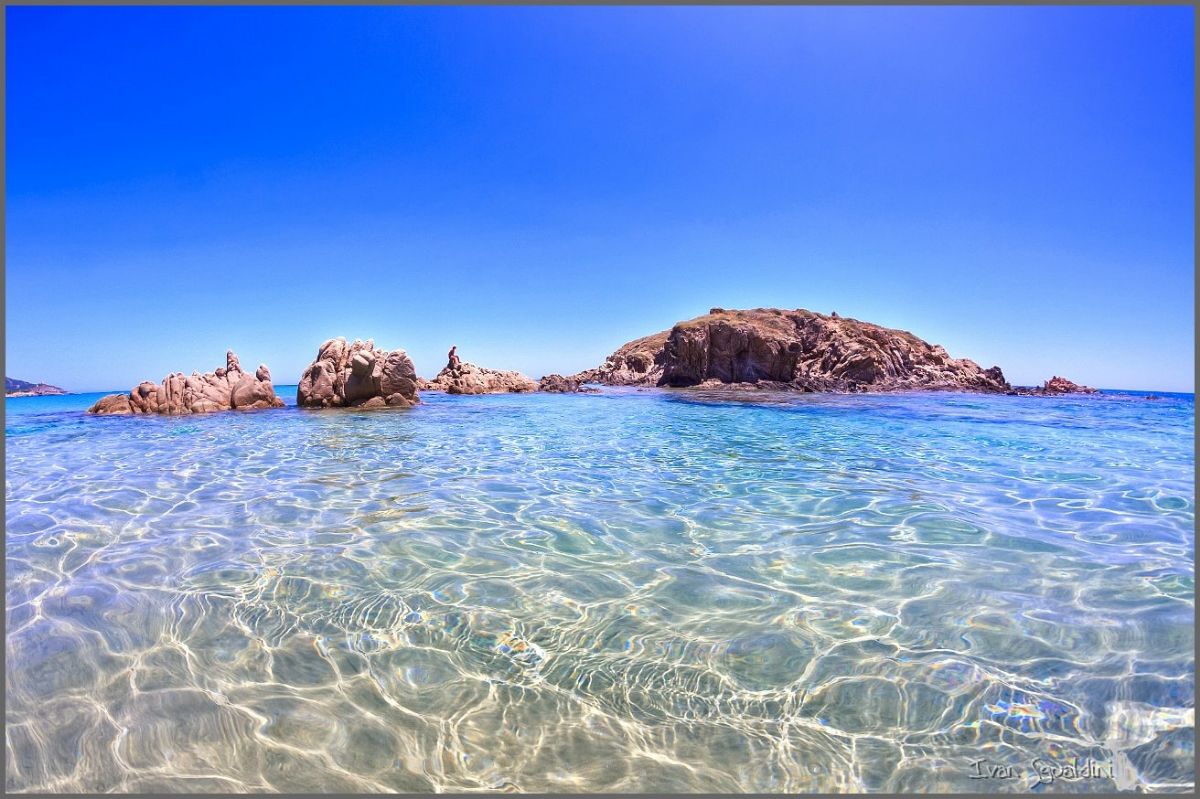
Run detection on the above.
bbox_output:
[5,387,1194,792]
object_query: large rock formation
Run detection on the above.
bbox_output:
[88,351,285,415]
[296,338,419,409]
[425,362,537,395]
[574,307,1010,393]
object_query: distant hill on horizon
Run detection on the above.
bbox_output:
[6,376,69,396]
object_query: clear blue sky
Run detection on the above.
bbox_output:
[6,6,1194,392]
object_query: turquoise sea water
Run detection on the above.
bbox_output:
[5,386,1195,792]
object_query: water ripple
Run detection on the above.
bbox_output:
[5,388,1194,792]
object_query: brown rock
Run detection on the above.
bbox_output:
[379,352,418,399]
[1026,375,1098,395]
[538,374,598,393]
[573,308,1011,394]
[88,393,132,414]
[230,372,261,408]
[88,350,284,416]
[427,362,537,395]
[296,337,420,409]
[385,392,417,407]
[572,329,671,387]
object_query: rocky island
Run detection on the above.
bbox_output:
[88,351,285,415]
[6,377,68,397]
[572,307,1010,393]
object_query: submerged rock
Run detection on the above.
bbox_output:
[296,337,419,408]
[426,362,537,394]
[574,307,1010,393]
[88,350,285,415]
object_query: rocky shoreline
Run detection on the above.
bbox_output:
[84,309,1104,416]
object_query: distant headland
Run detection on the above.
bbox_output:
[86,307,1103,416]
[5,377,69,397]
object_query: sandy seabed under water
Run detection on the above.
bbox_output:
[5,387,1195,792]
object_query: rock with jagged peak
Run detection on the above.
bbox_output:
[88,350,285,415]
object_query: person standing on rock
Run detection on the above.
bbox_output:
[447,345,461,372]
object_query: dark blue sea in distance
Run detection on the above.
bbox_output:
[5,385,1194,792]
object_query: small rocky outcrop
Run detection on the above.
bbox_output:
[537,374,598,393]
[426,362,537,395]
[574,307,1010,394]
[88,351,284,415]
[1019,375,1098,395]
[296,338,419,409]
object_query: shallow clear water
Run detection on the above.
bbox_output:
[5,386,1195,792]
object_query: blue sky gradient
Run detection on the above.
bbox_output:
[6,6,1194,392]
